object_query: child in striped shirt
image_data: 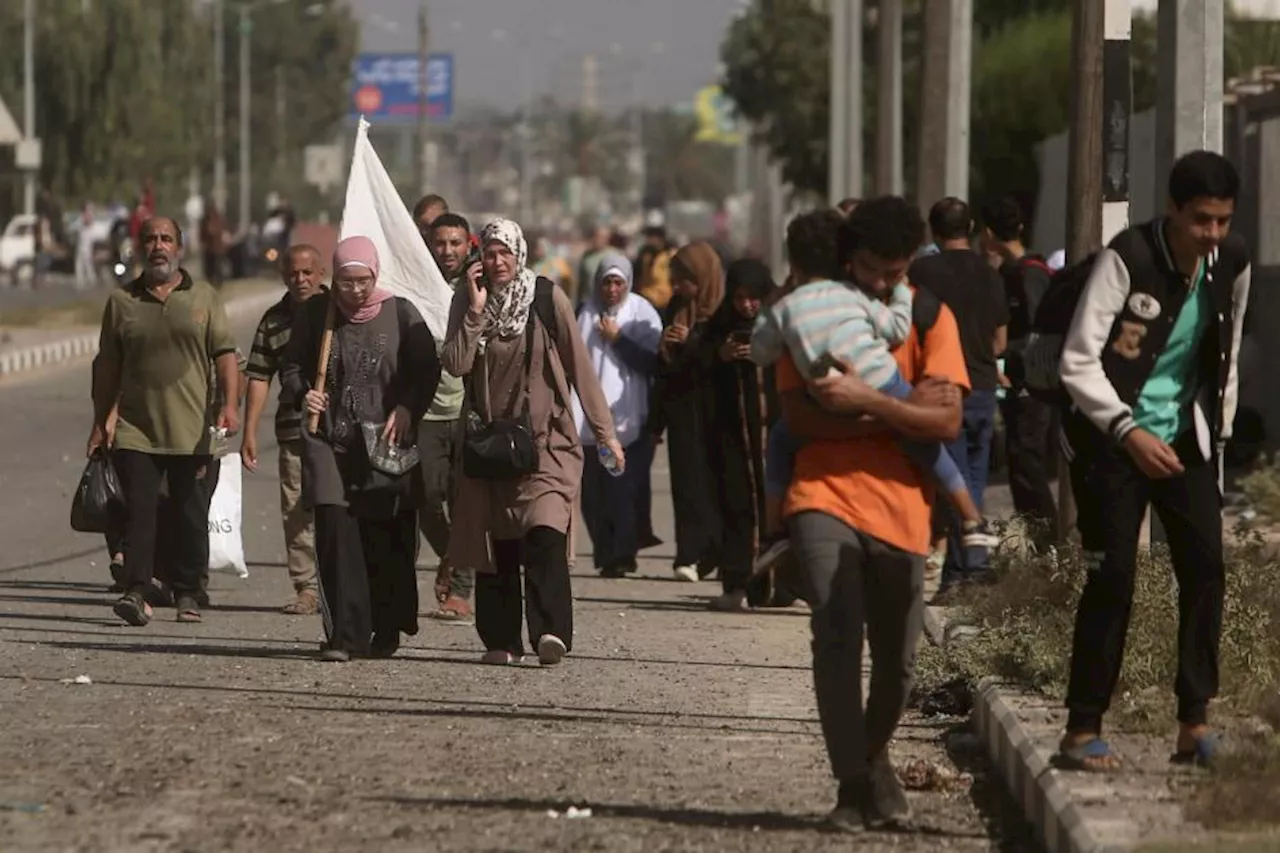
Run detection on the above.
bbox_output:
[752,276,995,550]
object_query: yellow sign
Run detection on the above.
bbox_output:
[694,85,743,145]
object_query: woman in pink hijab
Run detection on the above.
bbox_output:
[280,236,442,662]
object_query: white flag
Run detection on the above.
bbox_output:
[339,117,453,341]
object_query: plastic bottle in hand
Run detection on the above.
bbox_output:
[598,443,624,478]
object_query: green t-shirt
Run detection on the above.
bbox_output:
[98,272,238,455]
[424,275,464,422]
[1133,265,1210,444]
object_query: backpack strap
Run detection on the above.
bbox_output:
[911,286,942,348]
[531,277,559,345]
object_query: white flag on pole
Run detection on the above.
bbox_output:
[339,117,454,341]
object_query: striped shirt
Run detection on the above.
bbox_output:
[247,293,308,441]
[751,280,913,389]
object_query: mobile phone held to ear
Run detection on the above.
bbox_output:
[809,353,844,380]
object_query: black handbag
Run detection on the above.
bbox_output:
[462,309,540,480]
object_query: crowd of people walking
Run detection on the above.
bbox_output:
[81,148,1252,832]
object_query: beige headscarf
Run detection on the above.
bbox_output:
[662,241,724,359]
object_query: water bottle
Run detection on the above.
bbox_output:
[598,443,624,478]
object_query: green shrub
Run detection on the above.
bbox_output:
[917,524,1280,729]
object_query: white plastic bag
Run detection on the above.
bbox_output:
[208,453,248,578]
[340,117,454,342]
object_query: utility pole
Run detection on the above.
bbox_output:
[22,0,35,216]
[916,0,971,206]
[1061,0,1105,542]
[414,0,429,196]
[519,46,533,226]
[214,0,227,214]
[582,54,598,114]
[875,0,904,195]
[1154,0,1224,196]
[238,4,251,231]
[1149,0,1217,546]
[828,0,848,203]
[827,0,863,202]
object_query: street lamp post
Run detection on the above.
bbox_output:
[214,0,227,214]
[239,5,252,231]
[23,0,35,216]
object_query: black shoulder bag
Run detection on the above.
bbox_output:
[461,300,543,480]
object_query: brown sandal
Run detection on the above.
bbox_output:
[281,590,319,616]
[427,595,473,622]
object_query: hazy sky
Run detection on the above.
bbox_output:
[349,0,748,112]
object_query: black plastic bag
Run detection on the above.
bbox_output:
[70,450,125,533]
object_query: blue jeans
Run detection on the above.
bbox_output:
[942,388,998,583]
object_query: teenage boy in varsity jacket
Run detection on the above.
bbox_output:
[1056,151,1251,772]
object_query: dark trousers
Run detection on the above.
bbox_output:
[106,458,219,593]
[789,511,925,779]
[942,389,998,581]
[582,435,650,571]
[637,436,658,547]
[1065,430,1223,733]
[417,418,472,598]
[113,450,210,596]
[315,505,420,656]
[475,526,573,656]
[714,439,758,595]
[1000,392,1058,540]
[664,398,722,569]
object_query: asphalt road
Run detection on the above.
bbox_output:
[0,321,1033,852]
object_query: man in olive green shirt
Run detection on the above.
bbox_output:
[420,208,471,621]
[88,216,240,627]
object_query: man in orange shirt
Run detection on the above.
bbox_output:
[774,196,970,833]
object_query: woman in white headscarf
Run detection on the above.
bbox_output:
[573,251,663,577]
[442,218,621,666]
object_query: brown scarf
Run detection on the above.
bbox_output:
[661,241,724,359]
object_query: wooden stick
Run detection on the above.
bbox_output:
[307,296,337,435]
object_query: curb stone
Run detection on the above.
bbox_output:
[928,606,1137,853]
[972,679,1126,853]
[0,290,281,378]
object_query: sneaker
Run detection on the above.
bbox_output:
[537,634,567,666]
[481,649,521,665]
[708,590,749,612]
[961,519,999,549]
[319,647,350,662]
[752,537,791,576]
[281,589,320,616]
[673,565,700,583]
[866,753,912,829]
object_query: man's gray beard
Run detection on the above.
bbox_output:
[145,259,175,283]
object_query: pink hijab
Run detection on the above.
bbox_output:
[332,236,394,323]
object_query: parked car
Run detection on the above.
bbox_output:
[0,213,36,287]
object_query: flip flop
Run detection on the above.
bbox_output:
[1054,737,1121,773]
[1171,733,1222,768]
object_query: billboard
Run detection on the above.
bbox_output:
[349,53,454,123]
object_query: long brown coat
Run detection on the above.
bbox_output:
[441,282,615,573]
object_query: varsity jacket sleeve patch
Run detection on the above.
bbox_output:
[1221,262,1252,441]
[1060,248,1137,441]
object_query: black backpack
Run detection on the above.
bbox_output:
[1018,254,1099,401]
[530,277,560,343]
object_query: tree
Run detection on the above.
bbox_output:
[0,0,356,222]
[720,0,831,194]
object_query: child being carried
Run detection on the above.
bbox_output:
[752,275,996,553]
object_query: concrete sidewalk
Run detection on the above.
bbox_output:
[0,281,284,379]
